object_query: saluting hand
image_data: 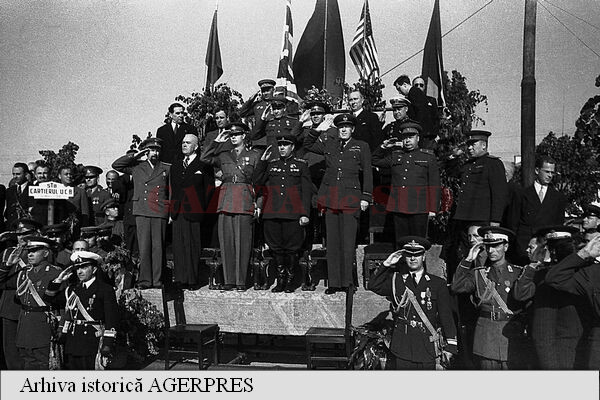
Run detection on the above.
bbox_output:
[383,250,404,267]
[579,235,600,259]
[466,242,485,262]
[360,200,369,212]
[214,131,230,143]
[261,104,273,121]
[55,265,74,284]
[299,216,309,226]
[261,145,273,161]
[299,109,311,124]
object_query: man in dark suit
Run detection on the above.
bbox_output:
[394,75,440,150]
[507,155,567,264]
[170,134,214,288]
[156,102,197,165]
[112,138,170,289]
[44,251,119,370]
[348,90,384,153]
[4,163,33,230]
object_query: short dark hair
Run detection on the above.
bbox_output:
[393,75,411,87]
[213,107,228,116]
[13,163,28,173]
[34,163,50,171]
[168,102,185,113]
[535,155,556,169]
[412,75,424,84]
[58,165,73,175]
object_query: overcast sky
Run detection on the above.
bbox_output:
[1,0,598,183]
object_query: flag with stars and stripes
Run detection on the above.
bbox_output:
[349,0,380,82]
[276,0,299,101]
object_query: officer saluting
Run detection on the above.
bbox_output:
[44,251,119,370]
[368,236,457,369]
[451,226,525,369]
[372,120,440,244]
[256,134,312,293]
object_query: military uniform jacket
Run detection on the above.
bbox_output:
[5,261,61,349]
[546,253,600,325]
[372,147,441,214]
[170,153,215,222]
[303,133,373,212]
[86,185,112,225]
[112,155,170,219]
[451,259,523,360]
[382,118,409,140]
[45,277,119,356]
[448,153,508,223]
[0,247,27,320]
[200,141,262,215]
[368,267,456,362]
[255,155,312,220]
[251,116,300,156]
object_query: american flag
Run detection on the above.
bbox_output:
[349,0,380,81]
[276,0,299,101]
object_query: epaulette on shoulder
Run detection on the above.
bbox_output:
[162,162,172,166]
[420,148,434,155]
[292,157,308,164]
[510,263,523,270]
[486,154,500,160]
[268,158,278,163]
[473,265,486,270]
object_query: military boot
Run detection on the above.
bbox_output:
[271,255,287,293]
[284,254,297,293]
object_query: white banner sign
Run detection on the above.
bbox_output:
[29,182,74,199]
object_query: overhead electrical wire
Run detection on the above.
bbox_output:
[539,0,600,58]
[541,0,600,32]
[381,0,497,78]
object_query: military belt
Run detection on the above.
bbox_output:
[226,176,250,184]
[21,304,50,312]
[479,310,511,321]
[396,318,426,330]
[72,319,103,326]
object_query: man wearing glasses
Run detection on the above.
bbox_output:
[83,166,111,226]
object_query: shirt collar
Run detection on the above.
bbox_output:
[354,108,364,117]
[83,277,96,289]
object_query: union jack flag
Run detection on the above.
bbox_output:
[276,0,299,101]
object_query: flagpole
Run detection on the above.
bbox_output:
[322,0,328,91]
[361,0,367,81]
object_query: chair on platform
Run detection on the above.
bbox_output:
[162,286,220,370]
[305,284,355,369]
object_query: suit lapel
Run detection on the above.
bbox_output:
[524,185,541,206]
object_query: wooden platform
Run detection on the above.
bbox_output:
[141,245,447,336]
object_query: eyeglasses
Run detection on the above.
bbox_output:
[414,83,424,88]
[310,112,325,116]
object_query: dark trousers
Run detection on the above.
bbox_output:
[477,356,509,370]
[263,219,304,255]
[136,216,166,287]
[393,212,429,248]
[325,209,358,288]
[18,346,49,370]
[65,354,96,370]
[172,217,202,285]
[2,318,22,370]
[218,213,253,286]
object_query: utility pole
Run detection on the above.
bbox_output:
[521,0,537,187]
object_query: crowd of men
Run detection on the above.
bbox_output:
[0,75,599,370]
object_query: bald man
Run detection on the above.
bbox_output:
[170,134,215,288]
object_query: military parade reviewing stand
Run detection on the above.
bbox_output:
[0,0,599,375]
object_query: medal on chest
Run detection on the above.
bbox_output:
[88,294,96,310]
[425,287,432,310]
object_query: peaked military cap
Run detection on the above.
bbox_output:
[333,113,357,127]
[80,226,100,238]
[140,137,163,150]
[70,250,103,268]
[398,236,431,255]
[398,120,423,138]
[258,79,276,88]
[42,223,69,236]
[305,100,330,114]
[276,133,296,145]
[390,96,411,108]
[267,93,289,107]
[96,224,113,237]
[478,226,514,245]
[24,235,55,250]
[83,166,103,177]
[583,204,600,218]
[466,130,492,143]
[226,122,250,135]
[534,225,579,241]
[100,198,119,212]
[15,218,42,235]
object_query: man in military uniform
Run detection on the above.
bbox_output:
[513,225,583,369]
[303,113,372,294]
[112,137,170,289]
[239,79,275,119]
[200,122,264,291]
[98,198,125,245]
[445,130,508,281]
[42,223,72,267]
[0,219,41,369]
[545,234,600,369]
[368,236,457,369]
[251,94,300,159]
[451,226,525,369]
[582,204,600,236]
[381,97,411,140]
[44,251,119,370]
[256,134,312,293]
[372,120,440,244]
[83,166,112,226]
[0,236,61,369]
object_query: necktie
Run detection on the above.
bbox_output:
[17,185,21,196]
[411,273,418,287]
[183,156,189,168]
[174,124,178,135]
[538,186,545,203]
[339,139,347,152]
